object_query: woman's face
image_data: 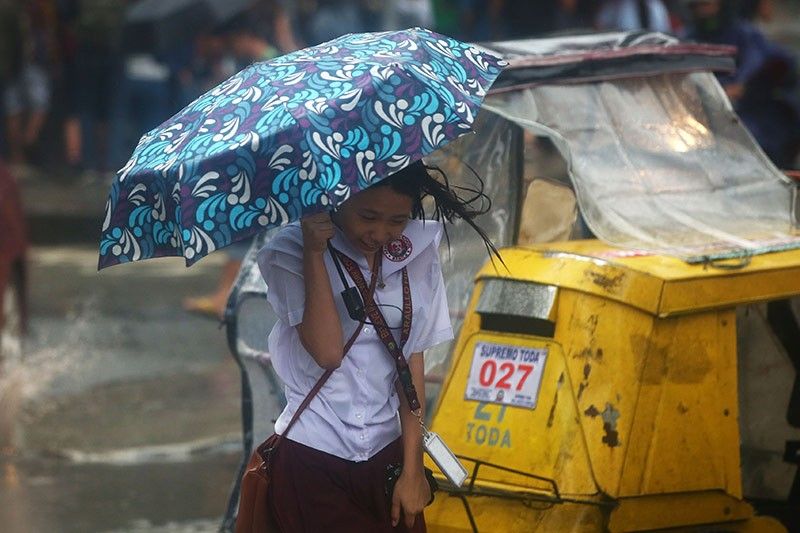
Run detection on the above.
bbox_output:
[334,186,414,256]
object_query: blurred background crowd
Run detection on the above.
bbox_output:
[1,0,798,320]
[0,0,799,181]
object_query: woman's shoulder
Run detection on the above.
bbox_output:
[257,222,303,262]
[406,219,444,251]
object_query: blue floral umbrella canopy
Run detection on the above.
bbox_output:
[98,28,506,269]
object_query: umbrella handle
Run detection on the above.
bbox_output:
[327,240,366,321]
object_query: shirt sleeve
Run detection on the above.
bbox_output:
[410,249,454,354]
[257,229,306,327]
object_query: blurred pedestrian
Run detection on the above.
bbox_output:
[383,0,435,30]
[275,0,381,51]
[62,0,127,175]
[471,1,594,40]
[110,50,172,170]
[228,20,280,66]
[188,31,239,97]
[457,0,505,41]
[430,0,460,37]
[739,0,775,23]
[595,0,672,33]
[0,3,25,155]
[552,0,595,33]
[2,1,56,166]
[504,1,573,38]
[685,0,800,168]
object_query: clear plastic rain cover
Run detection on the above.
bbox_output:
[485,71,800,262]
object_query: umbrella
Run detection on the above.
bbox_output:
[98,28,506,269]
[124,0,253,53]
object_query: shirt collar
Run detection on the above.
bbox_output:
[381,220,443,277]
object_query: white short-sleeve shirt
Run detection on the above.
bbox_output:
[257,219,453,461]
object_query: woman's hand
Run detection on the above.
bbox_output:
[391,466,431,528]
[301,212,334,254]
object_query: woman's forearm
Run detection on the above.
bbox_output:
[297,249,344,369]
[397,353,425,471]
[392,353,429,527]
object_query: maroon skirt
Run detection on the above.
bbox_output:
[267,437,427,533]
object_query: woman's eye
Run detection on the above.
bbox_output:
[360,214,376,221]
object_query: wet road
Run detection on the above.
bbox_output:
[0,246,256,532]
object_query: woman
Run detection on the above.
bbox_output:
[256,160,494,532]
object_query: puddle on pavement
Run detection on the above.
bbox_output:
[0,351,245,533]
[1,452,240,533]
[0,287,247,532]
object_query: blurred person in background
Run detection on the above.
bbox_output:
[664,0,688,35]
[110,51,172,175]
[595,0,672,33]
[274,0,382,51]
[0,1,25,160]
[228,18,280,66]
[2,0,57,166]
[456,1,595,42]
[502,0,588,38]
[457,0,504,41]
[383,0,435,30]
[739,0,775,22]
[183,31,239,100]
[685,0,800,168]
[61,0,127,175]
[430,0,461,38]
[552,0,596,33]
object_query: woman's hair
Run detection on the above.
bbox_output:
[374,159,502,262]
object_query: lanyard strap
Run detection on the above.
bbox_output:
[335,249,421,413]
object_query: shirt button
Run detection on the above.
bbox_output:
[359,434,365,440]
[364,326,371,333]
[356,412,363,419]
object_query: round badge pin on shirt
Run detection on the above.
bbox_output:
[383,235,413,262]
